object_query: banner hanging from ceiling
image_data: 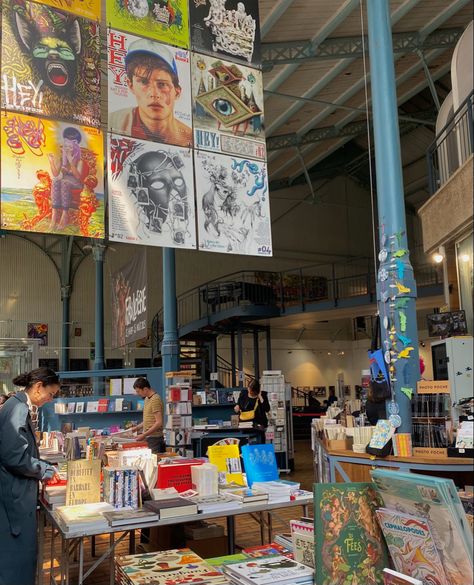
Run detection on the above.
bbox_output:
[191,52,266,160]
[107,29,192,147]
[194,151,271,256]
[106,0,190,48]
[0,112,105,238]
[107,134,196,249]
[1,0,101,127]
[32,0,100,20]
[190,0,261,68]
[111,249,148,349]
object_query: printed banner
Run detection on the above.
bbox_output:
[1,112,105,238]
[1,0,101,127]
[106,0,189,48]
[108,133,196,249]
[108,29,192,148]
[27,323,48,346]
[190,0,261,67]
[33,0,100,20]
[195,151,272,256]
[111,249,148,349]
[191,52,266,159]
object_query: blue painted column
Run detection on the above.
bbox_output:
[367,0,419,434]
[92,245,106,372]
[161,248,179,393]
[60,285,71,371]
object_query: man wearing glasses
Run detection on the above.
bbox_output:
[110,40,192,148]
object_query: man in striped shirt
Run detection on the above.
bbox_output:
[130,377,165,454]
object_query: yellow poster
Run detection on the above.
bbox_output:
[1,111,105,238]
[33,0,100,21]
[66,459,102,506]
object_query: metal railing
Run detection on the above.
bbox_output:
[427,90,474,194]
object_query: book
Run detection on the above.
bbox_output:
[314,482,389,585]
[190,493,237,513]
[383,568,423,585]
[144,497,198,519]
[241,444,279,487]
[290,519,314,568]
[102,508,159,527]
[156,459,204,492]
[371,469,473,585]
[376,508,448,584]
[369,419,395,449]
[206,553,248,568]
[98,399,109,413]
[224,487,269,503]
[56,502,114,532]
[207,444,245,486]
[223,555,313,585]
[243,542,293,559]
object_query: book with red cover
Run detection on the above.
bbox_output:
[156,460,204,493]
[243,542,294,559]
[383,568,422,585]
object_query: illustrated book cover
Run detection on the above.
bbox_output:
[290,519,315,568]
[223,554,313,585]
[241,443,279,486]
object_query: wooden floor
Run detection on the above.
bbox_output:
[40,440,315,585]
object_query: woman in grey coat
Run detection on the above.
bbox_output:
[0,368,60,585]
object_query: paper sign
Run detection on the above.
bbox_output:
[210,372,218,381]
[66,459,101,506]
[417,380,451,394]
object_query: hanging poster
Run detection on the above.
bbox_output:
[195,150,272,256]
[108,133,196,249]
[106,0,189,49]
[108,30,192,148]
[111,249,148,349]
[32,0,100,21]
[1,0,101,127]
[191,52,266,160]
[1,112,105,238]
[190,0,261,67]
[27,323,48,346]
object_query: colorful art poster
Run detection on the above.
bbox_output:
[32,0,100,21]
[111,250,148,349]
[27,323,48,346]
[195,151,272,256]
[1,112,105,238]
[106,0,189,49]
[191,52,266,160]
[107,29,192,148]
[190,0,261,67]
[1,0,101,127]
[108,134,196,249]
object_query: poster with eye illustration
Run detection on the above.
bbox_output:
[107,29,192,148]
[191,52,265,160]
[106,0,189,49]
[32,0,100,20]
[108,134,196,249]
[190,0,261,67]
[1,112,104,238]
[1,0,101,127]
[195,151,272,256]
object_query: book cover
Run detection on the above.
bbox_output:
[241,444,279,487]
[243,542,293,559]
[144,497,198,517]
[315,482,388,585]
[376,508,447,584]
[224,555,313,585]
[225,487,268,501]
[383,568,423,585]
[103,508,159,526]
[371,469,473,585]
[207,444,245,486]
[290,519,315,568]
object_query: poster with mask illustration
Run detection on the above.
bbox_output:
[108,30,192,148]
[106,0,189,49]
[1,112,105,238]
[108,134,196,249]
[191,52,265,160]
[33,0,100,20]
[195,151,272,256]
[1,0,100,127]
[190,0,261,67]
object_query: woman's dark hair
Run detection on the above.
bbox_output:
[133,377,151,390]
[12,367,59,389]
[248,379,260,394]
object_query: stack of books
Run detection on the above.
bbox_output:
[103,467,139,509]
[55,502,114,533]
[222,555,313,585]
[102,507,159,527]
[189,493,237,513]
[42,481,67,509]
[224,487,269,505]
[144,496,198,519]
[165,374,193,455]
[251,480,301,502]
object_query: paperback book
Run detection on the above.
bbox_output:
[383,568,423,585]
[223,554,313,585]
[103,508,159,527]
[290,519,314,568]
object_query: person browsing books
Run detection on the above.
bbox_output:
[130,377,165,454]
[0,368,60,585]
[234,379,270,437]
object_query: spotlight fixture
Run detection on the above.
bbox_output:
[460,253,471,263]
[433,251,444,264]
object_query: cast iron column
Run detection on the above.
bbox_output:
[92,245,106,372]
[161,248,179,392]
[60,285,71,371]
[367,0,419,434]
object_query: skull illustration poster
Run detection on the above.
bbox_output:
[190,0,261,67]
[1,0,101,127]
[108,30,192,148]
[191,52,266,160]
[195,151,272,256]
[108,134,196,249]
[1,112,105,238]
[32,0,100,20]
[106,0,189,49]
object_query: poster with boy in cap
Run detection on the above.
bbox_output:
[108,31,192,148]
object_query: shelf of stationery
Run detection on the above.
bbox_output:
[57,410,142,415]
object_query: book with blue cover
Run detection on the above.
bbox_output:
[241,444,279,487]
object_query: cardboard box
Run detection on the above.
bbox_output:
[184,522,225,540]
[185,536,227,558]
[325,438,353,451]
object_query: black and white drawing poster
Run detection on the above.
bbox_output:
[191,52,266,160]
[190,0,261,67]
[108,134,196,249]
[195,150,272,256]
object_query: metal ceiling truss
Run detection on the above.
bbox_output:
[262,28,462,69]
